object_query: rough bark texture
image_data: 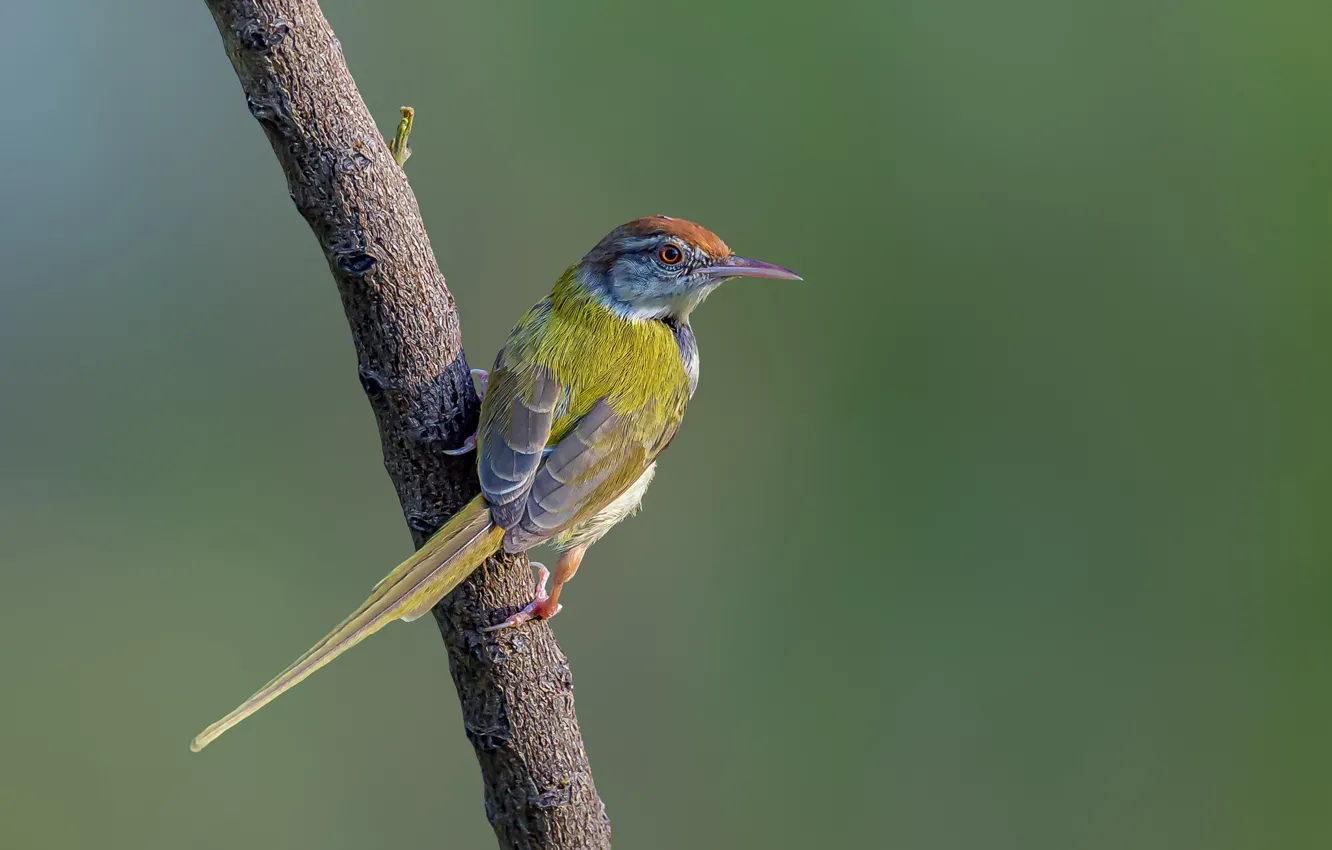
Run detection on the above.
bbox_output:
[203,3,611,848]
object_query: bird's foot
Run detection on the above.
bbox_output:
[442,369,489,455]
[481,562,563,632]
[442,433,476,456]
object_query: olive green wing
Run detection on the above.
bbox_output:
[477,357,681,552]
[477,355,562,528]
[476,296,688,550]
[501,396,676,552]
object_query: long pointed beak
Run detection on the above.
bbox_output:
[699,255,802,281]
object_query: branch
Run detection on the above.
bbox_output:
[203,3,611,848]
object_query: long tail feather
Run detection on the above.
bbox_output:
[191,497,503,752]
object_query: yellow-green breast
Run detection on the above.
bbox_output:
[510,266,692,447]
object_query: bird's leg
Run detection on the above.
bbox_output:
[442,368,489,455]
[471,368,489,399]
[482,544,587,632]
[543,543,586,613]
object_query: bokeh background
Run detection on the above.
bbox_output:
[1,1,1328,847]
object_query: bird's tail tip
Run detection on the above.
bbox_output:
[186,496,498,752]
[191,722,224,752]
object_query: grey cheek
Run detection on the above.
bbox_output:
[614,259,670,300]
[610,259,643,299]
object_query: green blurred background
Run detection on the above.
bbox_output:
[1,0,1328,847]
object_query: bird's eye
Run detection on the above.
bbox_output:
[659,245,683,265]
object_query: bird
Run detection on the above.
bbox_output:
[190,216,800,752]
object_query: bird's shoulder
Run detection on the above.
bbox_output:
[498,273,691,441]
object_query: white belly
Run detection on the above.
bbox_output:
[553,462,657,550]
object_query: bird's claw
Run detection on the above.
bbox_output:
[442,369,489,455]
[481,562,563,632]
[442,433,476,456]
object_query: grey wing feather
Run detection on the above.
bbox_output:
[479,365,560,524]
[503,398,630,551]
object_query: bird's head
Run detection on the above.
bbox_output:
[576,216,800,321]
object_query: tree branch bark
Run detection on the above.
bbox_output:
[203,3,611,847]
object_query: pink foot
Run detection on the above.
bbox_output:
[443,369,489,456]
[481,562,563,632]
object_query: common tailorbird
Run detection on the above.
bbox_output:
[191,216,800,752]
